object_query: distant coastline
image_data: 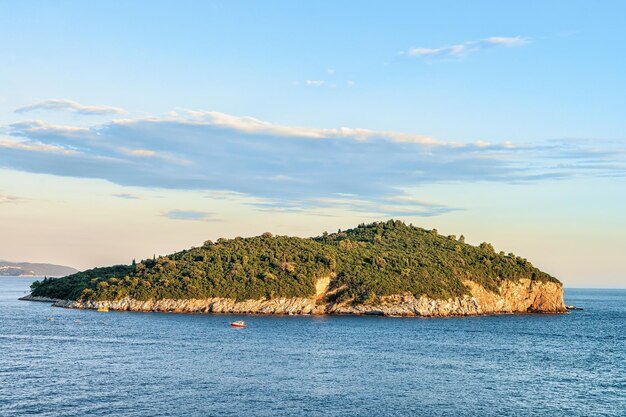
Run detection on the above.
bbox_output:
[0,261,78,277]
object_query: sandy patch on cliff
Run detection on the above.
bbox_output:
[315,276,331,299]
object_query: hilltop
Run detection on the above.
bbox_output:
[26,220,565,316]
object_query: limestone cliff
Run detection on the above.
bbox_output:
[27,278,565,317]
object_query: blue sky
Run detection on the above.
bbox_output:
[1,1,625,287]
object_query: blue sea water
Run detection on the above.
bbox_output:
[0,277,624,417]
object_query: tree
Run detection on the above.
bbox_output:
[479,242,495,252]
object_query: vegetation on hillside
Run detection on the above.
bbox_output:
[30,220,559,303]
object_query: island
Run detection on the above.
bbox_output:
[21,220,566,316]
[1,260,78,277]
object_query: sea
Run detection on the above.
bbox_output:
[0,277,624,417]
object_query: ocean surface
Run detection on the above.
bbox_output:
[0,277,624,416]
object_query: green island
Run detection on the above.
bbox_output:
[30,220,560,307]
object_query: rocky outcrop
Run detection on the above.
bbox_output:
[37,278,566,317]
[18,295,63,303]
[463,279,566,314]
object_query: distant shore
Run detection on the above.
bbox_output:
[1,275,69,278]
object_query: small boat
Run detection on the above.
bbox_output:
[230,320,246,328]
[97,307,109,312]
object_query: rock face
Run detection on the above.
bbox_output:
[463,279,566,315]
[39,278,566,317]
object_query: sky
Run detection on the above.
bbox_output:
[1,0,625,288]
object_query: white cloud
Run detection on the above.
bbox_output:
[1,109,623,218]
[406,36,529,59]
[408,45,467,57]
[15,99,126,115]
[301,77,355,89]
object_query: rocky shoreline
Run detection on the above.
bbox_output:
[19,279,566,317]
[19,295,63,303]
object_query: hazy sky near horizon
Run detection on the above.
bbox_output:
[1,1,625,287]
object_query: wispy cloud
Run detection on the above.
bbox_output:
[406,36,529,59]
[162,210,216,221]
[303,195,458,217]
[484,36,528,47]
[0,194,24,204]
[0,137,78,155]
[112,193,141,200]
[1,110,624,218]
[7,120,88,136]
[119,148,157,157]
[299,68,354,89]
[170,110,438,144]
[15,99,126,115]
[305,80,325,87]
